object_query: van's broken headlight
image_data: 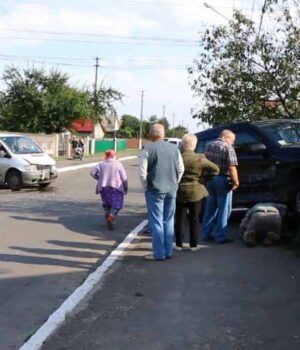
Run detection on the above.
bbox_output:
[24,164,38,171]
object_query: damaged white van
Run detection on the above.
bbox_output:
[0,134,58,190]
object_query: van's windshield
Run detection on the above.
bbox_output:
[0,136,42,154]
[260,122,300,146]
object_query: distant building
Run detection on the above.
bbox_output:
[71,114,121,138]
[71,119,94,135]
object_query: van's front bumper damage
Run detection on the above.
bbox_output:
[22,168,58,186]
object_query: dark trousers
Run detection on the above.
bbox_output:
[175,200,202,248]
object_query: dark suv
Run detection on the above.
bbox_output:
[195,119,300,215]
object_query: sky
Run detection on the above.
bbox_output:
[0,0,267,133]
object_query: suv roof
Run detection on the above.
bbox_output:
[195,119,300,136]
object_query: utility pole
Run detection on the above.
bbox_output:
[257,0,267,39]
[139,90,144,150]
[172,113,175,137]
[162,105,166,119]
[94,57,100,126]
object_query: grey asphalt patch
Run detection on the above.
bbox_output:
[42,231,300,350]
[20,220,147,350]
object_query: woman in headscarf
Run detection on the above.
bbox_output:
[90,150,128,230]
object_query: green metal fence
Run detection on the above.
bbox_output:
[91,139,126,153]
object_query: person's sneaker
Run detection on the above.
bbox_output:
[190,246,201,252]
[216,238,234,244]
[106,215,114,230]
[144,254,165,261]
[174,245,183,251]
[244,230,256,247]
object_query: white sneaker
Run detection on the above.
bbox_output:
[174,245,183,251]
[190,246,200,252]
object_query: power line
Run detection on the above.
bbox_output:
[0,55,188,70]
[30,0,262,10]
[0,53,92,62]
[0,53,191,64]
[204,2,230,21]
[0,35,198,47]
[0,28,198,44]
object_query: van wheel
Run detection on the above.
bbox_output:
[6,170,23,191]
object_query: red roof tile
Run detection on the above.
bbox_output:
[71,119,94,132]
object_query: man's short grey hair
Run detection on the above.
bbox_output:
[219,129,235,138]
[181,133,197,151]
[150,123,165,138]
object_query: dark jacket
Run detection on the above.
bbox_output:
[177,150,219,203]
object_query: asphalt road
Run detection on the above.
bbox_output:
[1,157,300,350]
[43,236,300,350]
[0,157,145,350]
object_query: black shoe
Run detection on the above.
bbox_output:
[216,238,234,244]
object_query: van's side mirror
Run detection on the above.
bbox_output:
[248,143,267,153]
[0,150,10,158]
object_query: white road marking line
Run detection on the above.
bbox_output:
[19,219,148,350]
[57,156,137,173]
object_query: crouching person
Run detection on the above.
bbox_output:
[239,203,287,247]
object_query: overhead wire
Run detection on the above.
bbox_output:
[0,28,199,44]
[0,35,198,47]
[0,54,189,70]
[31,0,262,10]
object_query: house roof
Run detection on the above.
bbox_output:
[71,119,94,132]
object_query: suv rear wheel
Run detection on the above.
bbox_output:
[6,169,23,191]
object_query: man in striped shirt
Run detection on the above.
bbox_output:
[201,129,239,243]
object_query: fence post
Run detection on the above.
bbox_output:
[90,139,95,155]
[85,136,90,156]
[66,134,71,158]
[54,134,59,158]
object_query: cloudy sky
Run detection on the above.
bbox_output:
[0,0,266,133]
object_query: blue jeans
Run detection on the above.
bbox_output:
[145,190,176,259]
[201,176,232,242]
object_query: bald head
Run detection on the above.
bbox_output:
[219,129,235,145]
[150,123,165,141]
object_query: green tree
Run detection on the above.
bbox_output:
[148,115,158,123]
[157,117,170,132]
[0,66,123,133]
[189,1,300,126]
[91,83,123,123]
[0,66,93,133]
[167,125,188,138]
[117,114,140,138]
